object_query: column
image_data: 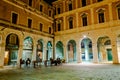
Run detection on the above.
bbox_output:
[75,0,78,9]
[111,38,119,64]
[0,42,5,68]
[63,1,66,12]
[108,3,113,21]
[17,44,23,67]
[92,42,99,63]
[90,8,94,24]
[76,41,81,63]
[63,16,66,30]
[32,42,37,61]
[64,45,68,63]
[76,12,79,29]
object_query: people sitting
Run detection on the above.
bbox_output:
[50,57,61,66]
[26,58,31,67]
[20,58,25,68]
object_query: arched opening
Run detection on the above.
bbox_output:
[22,37,33,61]
[56,41,64,59]
[36,39,43,60]
[81,38,93,62]
[5,33,19,65]
[47,41,52,60]
[67,40,76,62]
[97,36,113,63]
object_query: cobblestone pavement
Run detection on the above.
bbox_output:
[0,63,120,80]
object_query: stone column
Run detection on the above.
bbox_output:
[32,42,37,61]
[76,12,79,29]
[90,8,94,24]
[111,38,119,64]
[43,41,47,61]
[75,0,78,9]
[92,42,99,63]
[17,44,23,67]
[0,41,5,68]
[76,41,81,63]
[108,3,113,21]
[63,1,66,12]
[63,16,66,30]
[64,45,68,63]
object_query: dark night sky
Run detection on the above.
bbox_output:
[44,0,57,4]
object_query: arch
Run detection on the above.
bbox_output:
[36,39,44,60]
[67,40,77,62]
[81,38,93,62]
[97,36,113,63]
[56,41,64,59]
[46,41,52,60]
[22,36,33,61]
[4,33,19,65]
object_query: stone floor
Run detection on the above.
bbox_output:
[0,63,120,80]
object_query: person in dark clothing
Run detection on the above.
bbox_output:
[26,58,31,67]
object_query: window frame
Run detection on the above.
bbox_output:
[11,11,18,24]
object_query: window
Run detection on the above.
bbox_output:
[29,0,32,6]
[82,14,87,26]
[57,7,60,14]
[39,23,43,31]
[98,9,105,23]
[118,8,120,19]
[69,3,72,11]
[28,19,32,28]
[49,27,51,34]
[58,23,61,31]
[12,13,18,24]
[69,17,73,29]
[98,0,103,2]
[40,5,43,12]
[82,0,86,7]
[49,10,51,17]
[117,5,120,20]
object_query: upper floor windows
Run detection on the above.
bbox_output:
[58,23,61,31]
[12,12,18,24]
[68,0,72,11]
[28,18,32,28]
[68,17,73,29]
[98,9,105,23]
[39,23,43,31]
[117,4,120,20]
[81,13,88,26]
[57,7,61,14]
[97,0,103,2]
[29,0,32,6]
[49,10,52,17]
[49,27,51,34]
[40,5,43,12]
[82,0,86,7]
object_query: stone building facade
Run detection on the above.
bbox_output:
[53,0,120,64]
[0,0,54,67]
[0,0,120,68]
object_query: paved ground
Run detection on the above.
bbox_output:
[0,63,120,80]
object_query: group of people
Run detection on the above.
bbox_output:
[20,58,31,68]
[50,57,61,66]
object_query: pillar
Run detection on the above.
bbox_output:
[63,16,66,30]
[90,8,94,24]
[92,42,99,63]
[111,38,119,64]
[108,3,113,21]
[0,41,5,68]
[76,41,81,63]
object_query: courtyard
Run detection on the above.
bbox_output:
[0,63,120,80]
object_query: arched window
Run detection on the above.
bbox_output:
[117,4,120,20]
[81,13,88,26]
[98,9,105,23]
[57,20,62,31]
[68,17,73,29]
